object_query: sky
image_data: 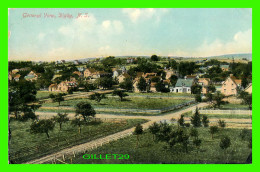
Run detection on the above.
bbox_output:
[8,8,252,61]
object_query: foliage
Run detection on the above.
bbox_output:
[49,93,66,106]
[202,115,209,127]
[218,119,226,128]
[151,55,159,61]
[89,93,106,103]
[52,113,69,130]
[119,78,133,91]
[148,122,160,141]
[133,123,144,147]
[137,77,148,92]
[190,128,199,139]
[239,91,252,110]
[30,119,55,138]
[71,118,85,134]
[209,126,219,139]
[219,136,231,150]
[75,102,96,122]
[195,94,202,102]
[212,91,226,109]
[112,90,129,101]
[191,84,202,95]
[155,81,170,93]
[178,114,185,127]
[190,107,201,127]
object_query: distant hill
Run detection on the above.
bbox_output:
[66,53,252,63]
[207,53,252,60]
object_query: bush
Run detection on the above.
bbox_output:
[219,136,231,150]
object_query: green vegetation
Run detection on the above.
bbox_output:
[182,111,251,119]
[41,97,190,110]
[62,127,251,164]
[9,119,147,163]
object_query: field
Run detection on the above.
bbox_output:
[41,96,192,110]
[220,104,249,110]
[56,127,251,164]
[36,91,57,100]
[9,118,147,163]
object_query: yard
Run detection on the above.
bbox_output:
[9,118,147,164]
[57,127,251,164]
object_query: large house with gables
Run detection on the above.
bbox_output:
[221,74,242,96]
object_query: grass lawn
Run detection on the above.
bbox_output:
[41,97,191,110]
[60,127,251,164]
[219,104,249,110]
[36,91,57,100]
[127,92,194,98]
[182,111,251,119]
[9,118,148,164]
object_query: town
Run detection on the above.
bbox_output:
[8,55,252,164]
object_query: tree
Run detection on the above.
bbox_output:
[218,119,226,128]
[195,94,202,102]
[219,136,231,150]
[137,77,147,92]
[190,107,201,127]
[97,76,114,89]
[151,55,159,61]
[50,93,66,106]
[193,138,202,152]
[112,90,129,101]
[241,77,249,89]
[9,80,38,119]
[75,102,96,122]
[239,91,252,110]
[207,84,216,93]
[178,114,185,127]
[89,93,106,103]
[133,123,143,147]
[71,118,85,134]
[190,128,199,139]
[191,84,202,95]
[30,119,55,138]
[205,93,213,103]
[148,122,160,141]
[119,78,133,91]
[155,81,170,93]
[209,126,219,139]
[213,91,226,109]
[202,115,209,127]
[52,113,69,130]
[169,75,178,86]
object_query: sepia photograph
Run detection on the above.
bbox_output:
[8,8,252,164]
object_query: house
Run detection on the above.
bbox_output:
[221,74,242,96]
[149,82,157,92]
[164,69,177,79]
[112,69,123,78]
[244,83,252,94]
[49,81,77,92]
[170,78,195,93]
[127,58,134,64]
[24,71,40,81]
[14,74,21,81]
[220,65,229,72]
[77,67,85,73]
[11,69,19,74]
[49,84,58,92]
[118,73,131,83]
[133,77,150,93]
[198,78,211,94]
[84,68,97,78]
[19,67,31,72]
[73,71,83,77]
[73,60,81,65]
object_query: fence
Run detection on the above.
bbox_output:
[194,109,252,115]
[10,118,129,164]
